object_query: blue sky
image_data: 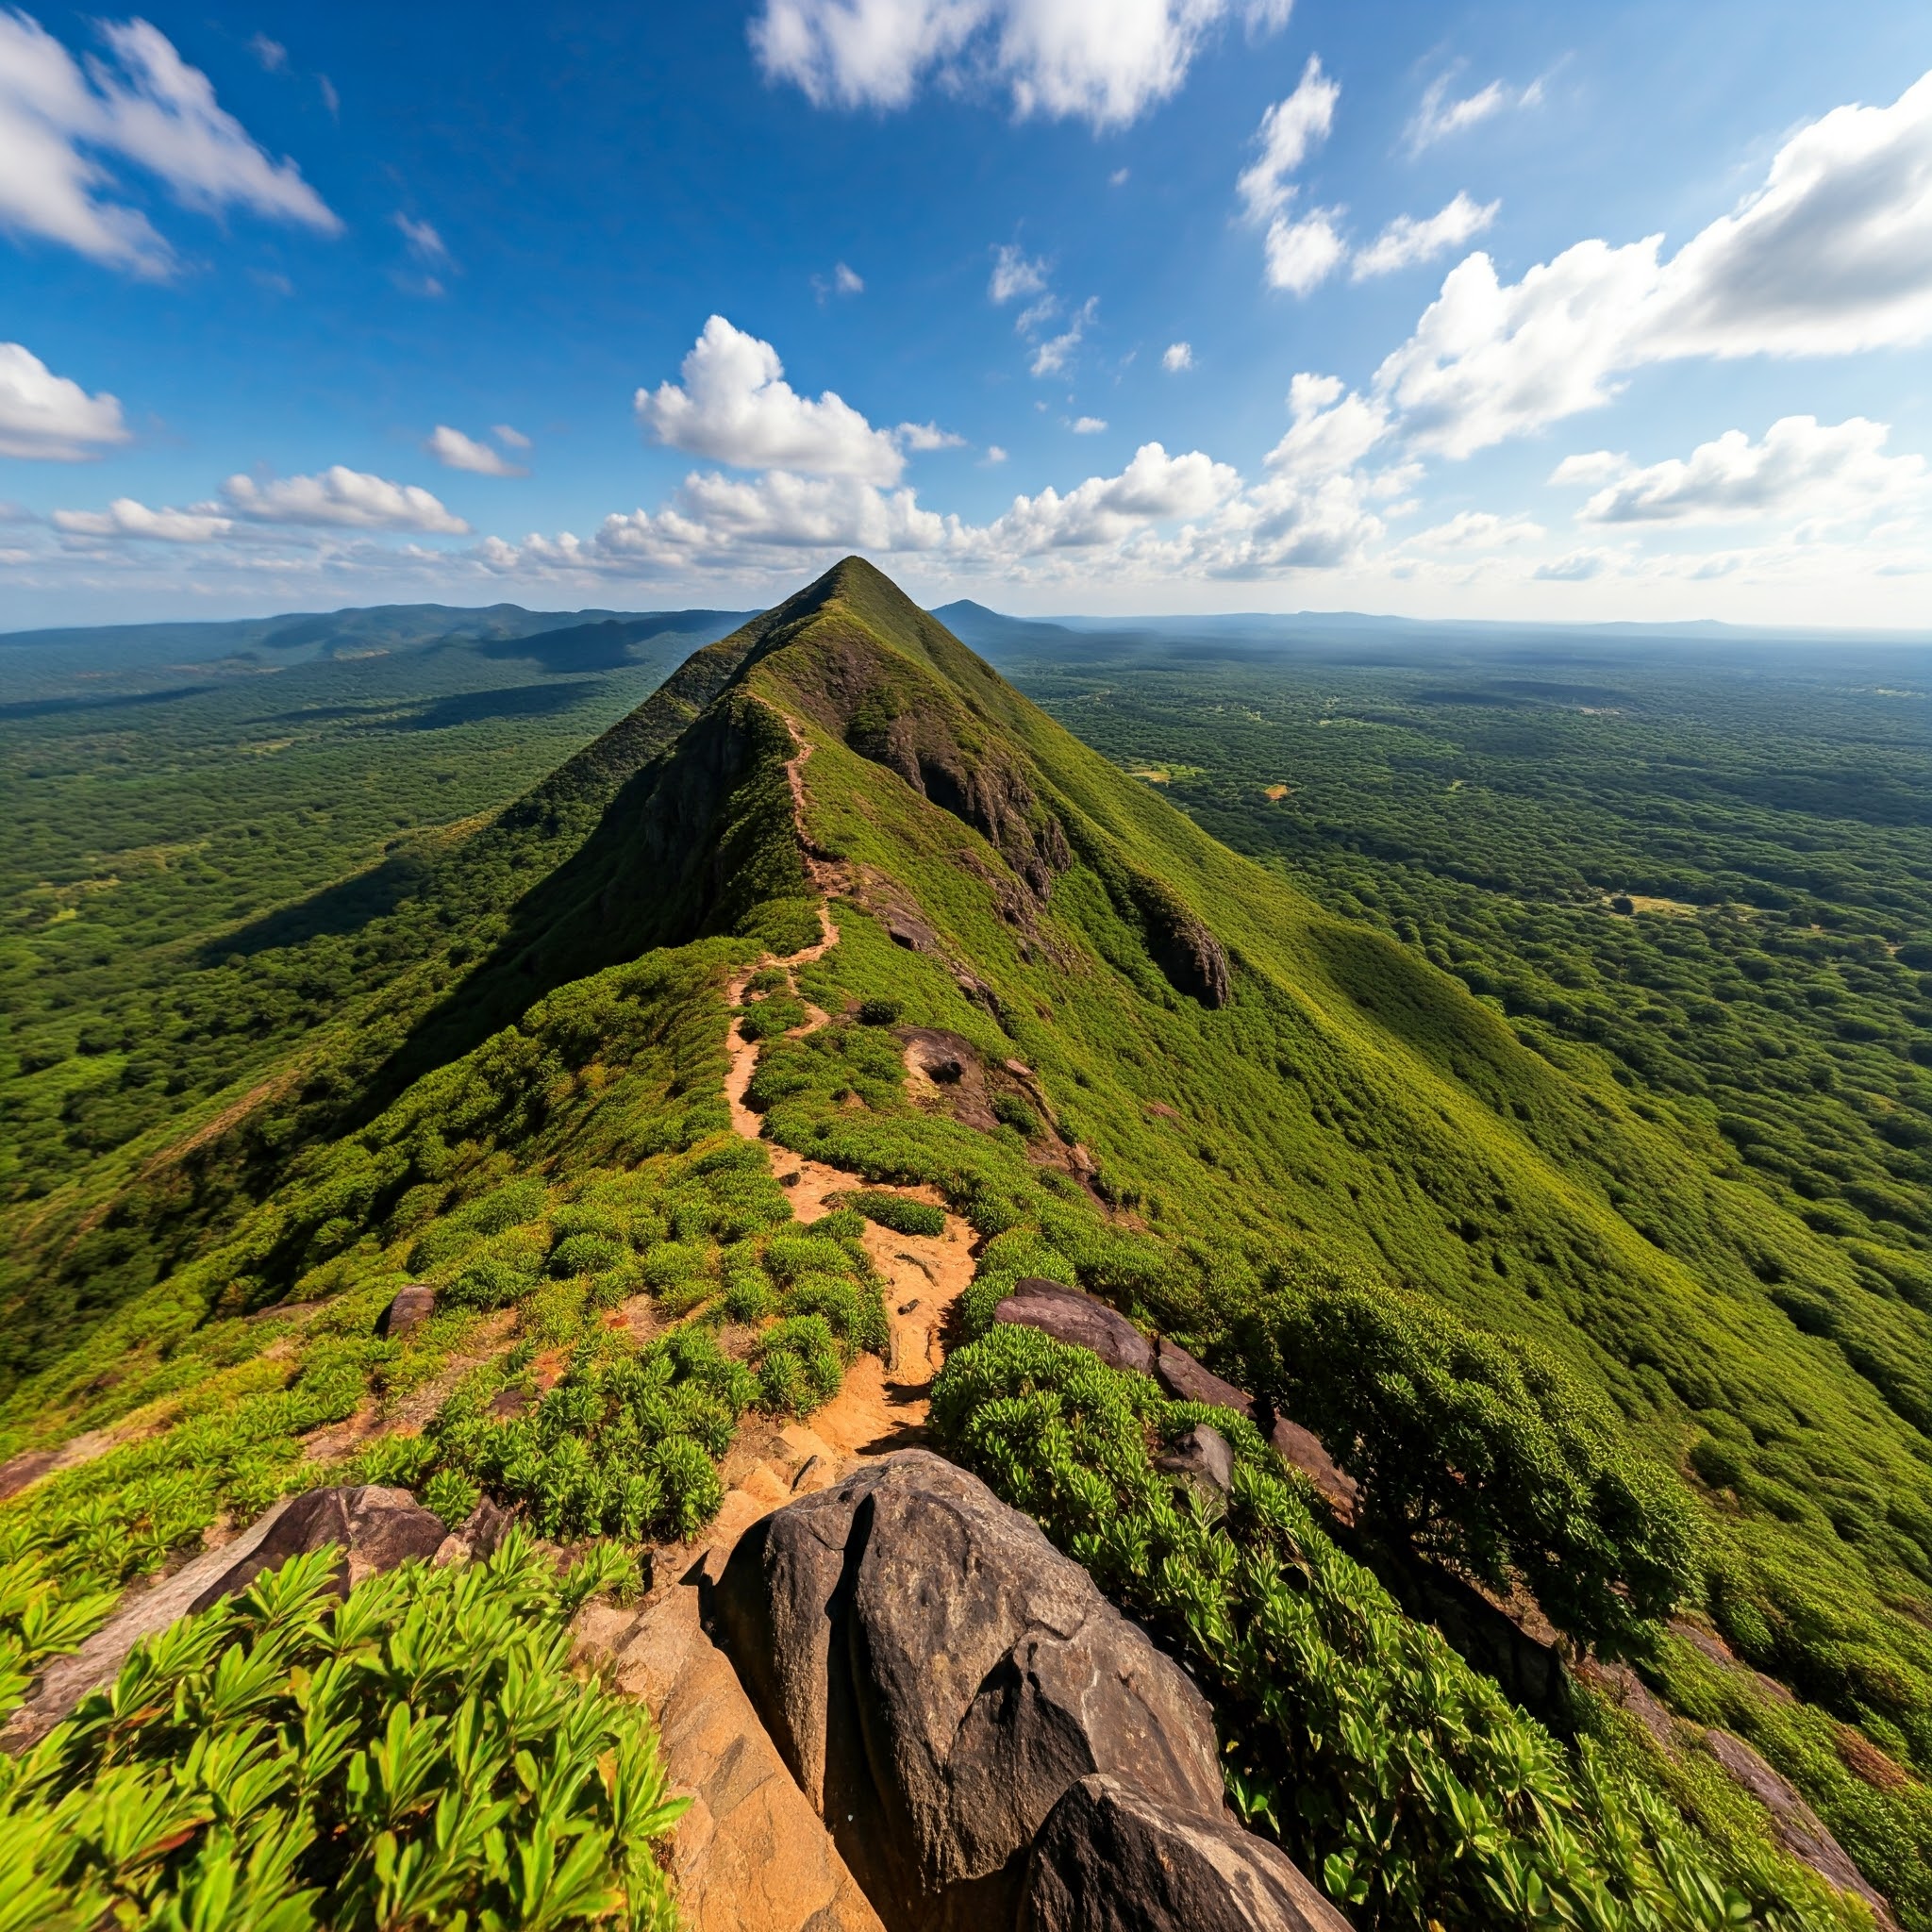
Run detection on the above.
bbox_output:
[3,0,1930,627]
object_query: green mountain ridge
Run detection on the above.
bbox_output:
[5,558,1931,1924]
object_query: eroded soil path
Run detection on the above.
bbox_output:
[573,728,987,1932]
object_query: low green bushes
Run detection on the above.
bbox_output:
[843,1189,947,1237]
[1,1533,684,1931]
[1234,1275,1704,1655]
[931,1324,1841,1932]
[427,1326,752,1543]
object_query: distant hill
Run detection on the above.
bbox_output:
[0,601,757,703]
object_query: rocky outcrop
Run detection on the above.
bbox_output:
[1268,1417,1358,1524]
[1703,1730,1900,1929]
[1021,1774,1351,1932]
[710,1450,1226,1932]
[378,1283,436,1340]
[1154,1423,1234,1499]
[575,1563,886,1932]
[1155,1339,1254,1419]
[3,1493,302,1754]
[993,1283,1156,1377]
[188,1484,447,1611]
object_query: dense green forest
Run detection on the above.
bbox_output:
[4,573,1929,1930]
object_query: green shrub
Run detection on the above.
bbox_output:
[421,1467,479,1526]
[857,997,902,1024]
[992,1093,1041,1138]
[738,995,809,1041]
[757,1316,845,1415]
[427,1327,755,1545]
[445,1254,534,1311]
[1234,1279,1704,1655]
[762,1234,855,1283]
[550,1231,627,1277]
[846,1190,947,1237]
[0,1535,684,1931]
[784,1272,888,1355]
[932,1324,1833,1932]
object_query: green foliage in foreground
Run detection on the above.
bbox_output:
[0,1532,684,1932]
[1233,1275,1704,1656]
[932,1323,1846,1932]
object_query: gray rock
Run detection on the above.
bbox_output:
[1268,1417,1358,1524]
[378,1283,436,1340]
[1704,1730,1899,1929]
[711,1450,1224,1932]
[188,1484,447,1612]
[1154,1339,1254,1420]
[993,1283,1155,1378]
[1021,1774,1350,1932]
[1155,1423,1234,1498]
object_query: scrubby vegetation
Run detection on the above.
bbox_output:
[3,564,1928,1928]
[932,1322,1845,1932]
[2,1532,686,1931]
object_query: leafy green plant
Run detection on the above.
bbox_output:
[932,1323,1841,1932]
[427,1324,754,1544]
[0,1532,686,1931]
[1233,1276,1705,1655]
[843,1190,947,1237]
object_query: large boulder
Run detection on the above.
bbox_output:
[710,1450,1224,1932]
[378,1283,436,1340]
[189,1484,447,1611]
[1154,1339,1254,1419]
[993,1283,1155,1377]
[1021,1774,1349,1932]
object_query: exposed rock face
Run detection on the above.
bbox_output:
[575,1567,886,1932]
[710,1450,1225,1932]
[1021,1774,1351,1932]
[993,1283,1156,1378]
[1155,1339,1255,1420]
[1154,1423,1234,1499]
[188,1484,447,1611]
[378,1283,436,1340]
[1704,1730,1901,1929]
[1268,1416,1359,1524]
[3,1494,301,1754]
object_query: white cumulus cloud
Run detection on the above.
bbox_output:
[1377,67,1932,458]
[897,420,966,451]
[990,242,1050,304]
[1263,208,1345,294]
[637,314,907,484]
[0,10,339,275]
[0,341,129,458]
[751,0,1292,130]
[1162,341,1193,372]
[225,466,470,533]
[1029,295,1097,376]
[1412,509,1544,548]
[1352,192,1498,279]
[1238,56,1338,222]
[52,495,231,541]
[425,425,525,475]
[1561,415,1926,525]
[1406,70,1543,154]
